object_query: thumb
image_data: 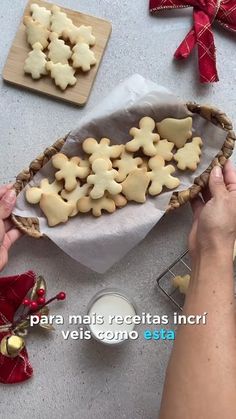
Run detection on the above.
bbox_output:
[208,165,227,199]
[0,189,16,220]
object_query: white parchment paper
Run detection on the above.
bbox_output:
[13,75,227,273]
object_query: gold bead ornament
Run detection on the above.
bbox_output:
[0,335,25,358]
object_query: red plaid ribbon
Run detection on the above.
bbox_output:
[149,0,236,83]
[0,272,35,384]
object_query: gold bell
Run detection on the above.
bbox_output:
[0,335,25,358]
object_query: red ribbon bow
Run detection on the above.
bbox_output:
[149,0,236,83]
[0,271,35,384]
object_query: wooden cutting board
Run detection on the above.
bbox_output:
[2,0,112,106]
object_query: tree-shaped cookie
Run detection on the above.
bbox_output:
[26,179,63,204]
[156,117,192,149]
[24,16,50,49]
[155,139,174,161]
[77,194,116,217]
[52,153,89,191]
[174,137,203,171]
[87,158,122,199]
[82,138,123,163]
[121,168,150,203]
[50,5,74,36]
[72,43,96,71]
[63,25,96,46]
[48,32,72,64]
[148,155,180,196]
[113,149,143,182]
[24,42,48,79]
[40,193,75,227]
[126,117,160,156]
[61,182,90,216]
[46,61,77,90]
[30,3,51,29]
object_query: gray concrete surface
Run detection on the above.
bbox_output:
[0,1,236,418]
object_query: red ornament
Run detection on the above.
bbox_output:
[30,301,38,311]
[0,271,35,384]
[149,0,236,83]
[37,288,45,297]
[57,292,66,301]
[23,298,31,306]
[37,297,45,305]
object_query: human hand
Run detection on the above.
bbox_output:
[188,160,236,258]
[0,184,22,272]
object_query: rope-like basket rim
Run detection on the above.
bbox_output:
[12,102,236,238]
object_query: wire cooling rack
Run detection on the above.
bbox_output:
[157,250,236,310]
[156,250,191,311]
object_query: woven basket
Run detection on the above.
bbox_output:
[12,102,236,238]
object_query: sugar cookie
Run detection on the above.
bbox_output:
[61,182,90,216]
[126,117,160,156]
[87,158,122,199]
[155,139,174,161]
[174,137,203,171]
[24,42,48,79]
[173,275,190,295]
[107,193,127,208]
[82,138,123,163]
[40,193,75,227]
[156,117,192,149]
[46,61,77,90]
[121,168,150,203]
[48,32,72,64]
[148,155,180,196]
[71,43,96,71]
[26,178,63,204]
[63,25,96,46]
[50,5,74,36]
[52,153,89,191]
[113,149,143,182]
[77,194,116,217]
[24,16,50,49]
[30,3,51,29]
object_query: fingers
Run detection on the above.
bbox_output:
[0,189,16,220]
[190,195,204,220]
[0,184,14,200]
[0,227,21,272]
[223,159,236,192]
[208,166,227,198]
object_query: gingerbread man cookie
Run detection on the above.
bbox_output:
[46,61,77,90]
[77,194,116,217]
[48,32,72,64]
[50,5,74,37]
[148,155,180,196]
[24,16,50,49]
[40,193,75,227]
[61,182,90,216]
[126,117,160,156]
[26,178,63,204]
[24,42,48,79]
[52,153,89,191]
[87,158,122,199]
[156,117,192,149]
[174,137,203,171]
[82,138,123,163]
[30,3,51,29]
[113,149,143,182]
[63,25,96,46]
[71,43,96,71]
[121,168,150,203]
[155,139,174,162]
